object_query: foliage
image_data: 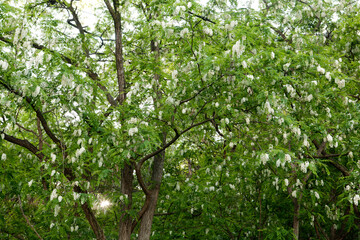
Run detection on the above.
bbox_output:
[1,0,360,239]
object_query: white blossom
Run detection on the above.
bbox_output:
[264,101,274,114]
[292,190,297,198]
[28,180,33,187]
[276,159,281,168]
[335,79,345,89]
[241,60,247,69]
[354,194,360,206]
[58,196,63,202]
[300,161,310,173]
[232,40,245,57]
[1,153,6,161]
[303,135,310,147]
[271,52,275,59]
[203,27,213,36]
[284,179,289,186]
[180,28,189,38]
[76,147,86,157]
[0,60,9,70]
[73,192,80,200]
[260,153,269,165]
[326,134,333,143]
[305,94,313,102]
[317,65,325,74]
[51,153,56,163]
[51,170,56,176]
[50,189,58,201]
[176,182,180,191]
[348,152,353,159]
[284,154,291,162]
[325,72,331,80]
[314,191,320,199]
[54,205,61,217]
[174,5,186,15]
[128,117,139,124]
[283,62,291,71]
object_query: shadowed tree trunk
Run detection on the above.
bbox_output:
[137,146,166,239]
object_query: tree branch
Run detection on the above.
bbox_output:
[187,11,216,24]
[2,131,45,161]
[18,195,44,240]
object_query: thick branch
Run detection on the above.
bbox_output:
[2,132,45,161]
[328,159,349,177]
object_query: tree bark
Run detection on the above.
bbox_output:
[293,198,300,240]
[118,162,134,240]
[137,136,166,240]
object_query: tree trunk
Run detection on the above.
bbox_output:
[293,199,300,240]
[118,162,134,240]
[137,138,165,240]
[81,202,106,240]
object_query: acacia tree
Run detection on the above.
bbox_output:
[1,0,360,240]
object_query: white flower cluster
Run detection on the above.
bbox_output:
[303,135,310,147]
[304,94,313,102]
[260,153,269,165]
[128,127,138,136]
[0,60,9,70]
[54,205,61,217]
[354,194,360,206]
[70,225,79,232]
[225,21,237,31]
[75,147,86,158]
[1,153,6,161]
[283,62,291,71]
[284,179,289,186]
[180,28,189,38]
[264,100,274,114]
[335,78,345,89]
[50,189,58,201]
[300,161,309,173]
[317,65,325,74]
[271,52,275,59]
[285,84,296,97]
[203,27,213,36]
[73,192,80,200]
[232,40,245,57]
[174,5,186,15]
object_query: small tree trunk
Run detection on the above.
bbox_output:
[137,192,159,240]
[81,202,106,240]
[138,139,165,240]
[293,199,300,240]
[118,162,134,240]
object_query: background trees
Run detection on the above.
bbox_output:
[1,0,360,239]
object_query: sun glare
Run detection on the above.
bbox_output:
[100,200,111,208]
